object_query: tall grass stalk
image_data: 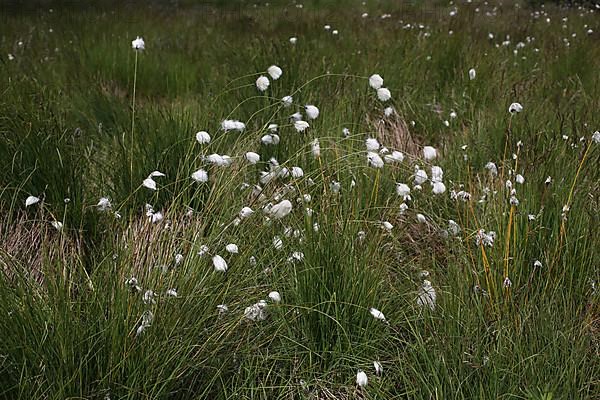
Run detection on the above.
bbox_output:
[130,50,139,194]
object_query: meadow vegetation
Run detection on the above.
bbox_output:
[0,1,599,398]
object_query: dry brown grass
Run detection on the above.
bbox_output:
[115,209,207,282]
[0,212,80,285]
[368,111,420,157]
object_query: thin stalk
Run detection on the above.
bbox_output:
[503,145,520,301]
[130,51,139,194]
[503,206,514,292]
[554,141,592,266]
[369,169,381,210]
